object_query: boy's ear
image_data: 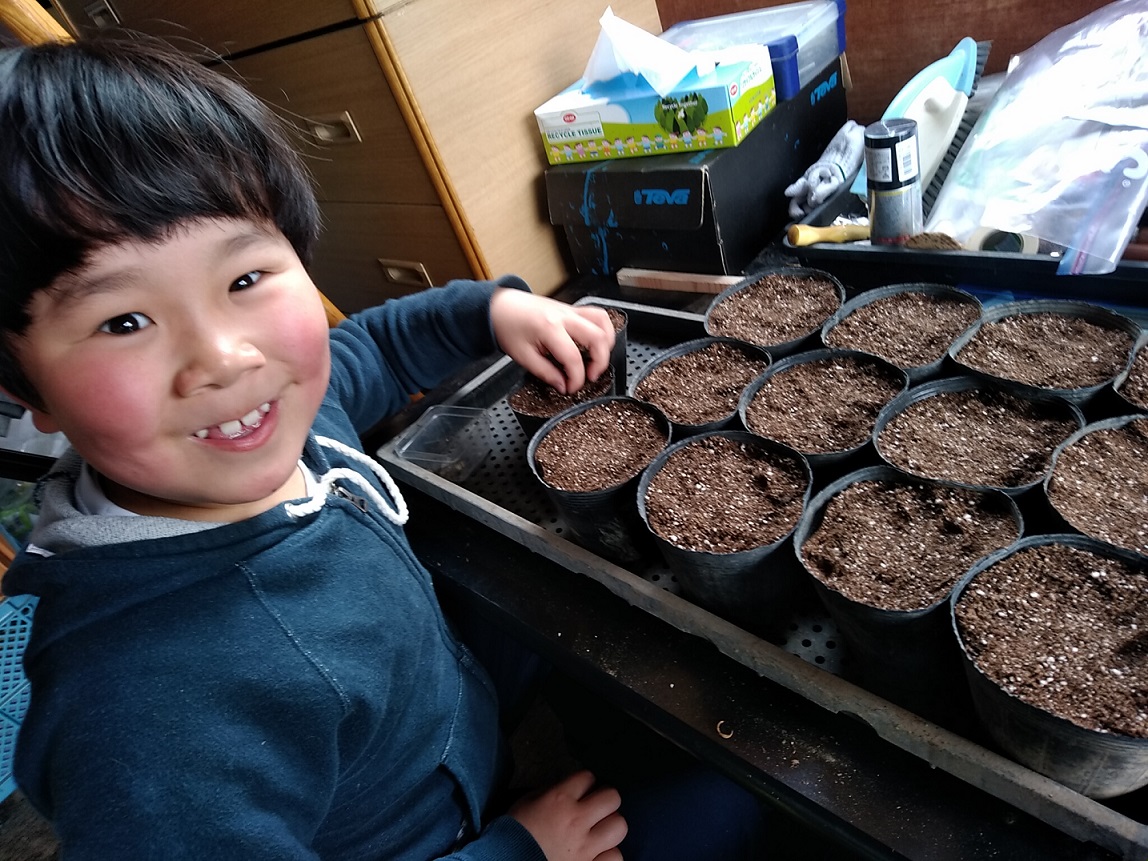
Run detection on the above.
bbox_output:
[0,388,60,435]
[26,408,62,436]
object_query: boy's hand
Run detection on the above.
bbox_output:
[490,290,615,395]
[509,770,627,861]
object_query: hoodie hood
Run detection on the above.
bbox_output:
[26,450,218,556]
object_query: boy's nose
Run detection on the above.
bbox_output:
[176,329,266,396]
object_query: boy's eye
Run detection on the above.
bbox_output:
[232,271,262,291]
[98,312,153,335]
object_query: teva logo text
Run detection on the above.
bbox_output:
[634,188,690,205]
[810,72,839,106]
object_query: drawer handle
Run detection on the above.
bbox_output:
[305,112,362,146]
[377,259,432,289]
[82,0,121,28]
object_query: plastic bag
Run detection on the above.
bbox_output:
[926,0,1148,274]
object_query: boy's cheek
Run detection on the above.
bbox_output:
[272,289,330,349]
[278,311,333,381]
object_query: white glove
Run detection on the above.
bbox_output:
[784,120,865,219]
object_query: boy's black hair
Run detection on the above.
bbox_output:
[0,35,322,407]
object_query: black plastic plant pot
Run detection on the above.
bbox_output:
[793,465,1022,720]
[636,430,812,635]
[510,403,547,442]
[528,396,670,565]
[947,299,1143,408]
[872,374,1085,498]
[1111,332,1148,417]
[703,266,846,359]
[1041,414,1148,560]
[582,303,630,393]
[508,365,616,441]
[628,336,771,440]
[950,534,1148,799]
[820,282,982,384]
[738,348,909,475]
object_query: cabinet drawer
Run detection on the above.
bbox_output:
[53,0,357,56]
[221,26,439,207]
[308,201,474,313]
[372,0,662,295]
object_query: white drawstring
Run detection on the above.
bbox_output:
[285,435,409,525]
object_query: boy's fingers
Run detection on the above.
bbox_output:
[559,769,598,798]
[547,339,587,393]
[513,305,616,394]
[567,313,615,387]
[589,809,628,849]
[580,341,611,386]
[583,783,622,813]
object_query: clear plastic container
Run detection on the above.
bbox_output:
[393,405,492,483]
[660,0,846,101]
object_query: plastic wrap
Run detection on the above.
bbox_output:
[926,0,1148,274]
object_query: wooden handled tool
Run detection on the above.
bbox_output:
[787,223,870,246]
[615,268,743,294]
[1122,227,1148,261]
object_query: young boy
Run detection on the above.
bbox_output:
[0,36,628,860]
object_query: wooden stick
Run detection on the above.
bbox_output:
[320,291,347,327]
[615,268,742,294]
[787,222,869,246]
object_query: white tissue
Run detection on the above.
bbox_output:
[583,7,716,98]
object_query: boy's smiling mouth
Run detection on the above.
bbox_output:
[194,402,272,440]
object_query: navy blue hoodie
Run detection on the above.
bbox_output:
[3,278,547,861]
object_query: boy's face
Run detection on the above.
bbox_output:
[14,218,332,521]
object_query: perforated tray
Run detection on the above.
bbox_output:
[389,301,844,671]
[377,297,1148,860]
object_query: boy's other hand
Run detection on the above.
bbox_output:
[508,770,627,861]
[490,290,615,395]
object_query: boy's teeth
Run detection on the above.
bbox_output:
[195,403,272,440]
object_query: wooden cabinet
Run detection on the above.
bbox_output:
[216,24,472,309]
[51,0,662,311]
[305,201,472,312]
[223,26,439,208]
[51,0,358,59]
[362,0,662,301]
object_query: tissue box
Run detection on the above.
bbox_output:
[660,0,846,101]
[545,57,846,277]
[534,54,776,166]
